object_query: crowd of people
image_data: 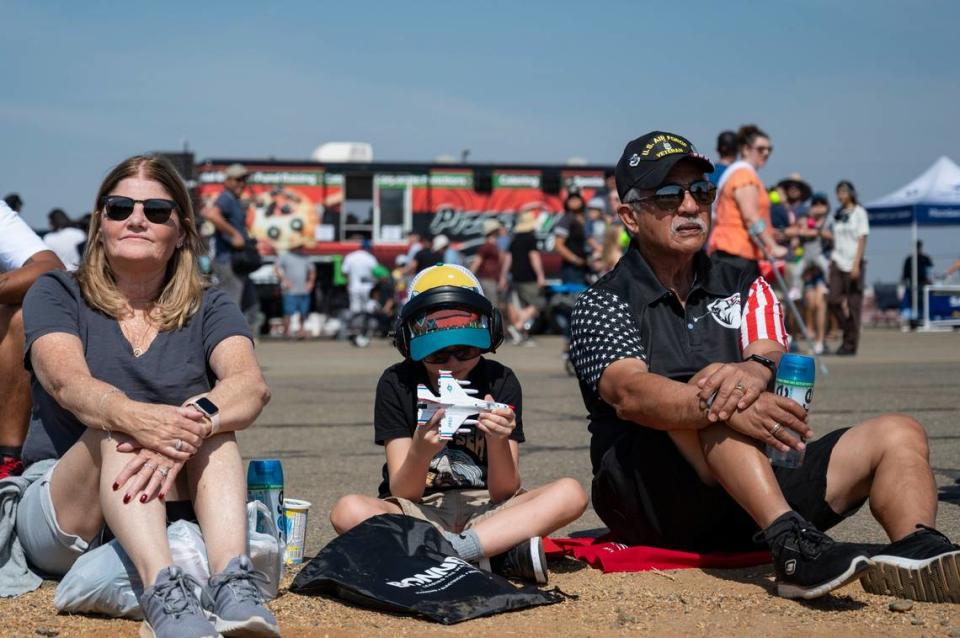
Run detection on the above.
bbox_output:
[0,133,957,637]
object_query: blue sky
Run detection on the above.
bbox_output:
[3,1,959,281]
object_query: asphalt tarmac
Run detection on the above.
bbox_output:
[242,328,960,556]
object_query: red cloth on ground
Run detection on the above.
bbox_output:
[543,537,771,573]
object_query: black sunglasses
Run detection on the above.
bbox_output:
[631,180,716,211]
[424,346,482,364]
[101,196,177,224]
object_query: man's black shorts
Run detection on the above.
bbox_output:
[591,426,865,552]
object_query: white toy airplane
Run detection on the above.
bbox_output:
[417,370,513,439]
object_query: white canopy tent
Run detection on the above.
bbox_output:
[864,156,960,320]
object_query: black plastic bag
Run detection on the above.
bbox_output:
[231,238,263,275]
[290,514,564,624]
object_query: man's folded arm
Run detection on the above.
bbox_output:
[598,358,712,432]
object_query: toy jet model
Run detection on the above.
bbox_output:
[417,370,513,439]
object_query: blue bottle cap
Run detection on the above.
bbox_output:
[247,458,284,487]
[776,353,816,384]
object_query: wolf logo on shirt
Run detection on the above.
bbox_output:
[705,293,742,329]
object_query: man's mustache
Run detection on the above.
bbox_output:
[671,217,707,234]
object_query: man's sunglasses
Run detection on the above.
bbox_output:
[101,196,178,224]
[424,346,482,364]
[631,180,717,211]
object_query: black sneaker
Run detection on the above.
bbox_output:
[758,511,873,599]
[488,537,548,585]
[860,525,960,602]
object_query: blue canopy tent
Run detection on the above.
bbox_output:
[864,156,960,321]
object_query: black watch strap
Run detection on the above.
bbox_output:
[747,354,778,378]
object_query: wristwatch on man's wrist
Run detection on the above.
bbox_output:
[746,354,778,383]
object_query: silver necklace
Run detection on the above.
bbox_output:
[121,312,155,357]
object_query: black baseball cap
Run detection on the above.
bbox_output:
[615,131,714,200]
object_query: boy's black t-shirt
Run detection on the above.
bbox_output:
[374,357,525,498]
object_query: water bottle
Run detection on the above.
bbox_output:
[765,354,815,469]
[247,459,285,550]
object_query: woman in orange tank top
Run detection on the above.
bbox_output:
[708,124,788,268]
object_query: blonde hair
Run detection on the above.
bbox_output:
[75,155,207,331]
[600,225,624,273]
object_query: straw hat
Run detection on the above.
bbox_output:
[513,211,538,233]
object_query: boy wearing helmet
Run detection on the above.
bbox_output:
[330,264,588,584]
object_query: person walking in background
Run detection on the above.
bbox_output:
[201,163,260,330]
[825,180,869,355]
[470,220,504,310]
[794,193,832,354]
[501,211,545,344]
[603,170,621,215]
[43,209,87,271]
[407,234,443,275]
[708,124,787,269]
[341,237,378,321]
[900,240,934,330]
[404,232,422,262]
[442,238,464,266]
[553,190,590,284]
[275,242,316,339]
[708,130,738,186]
[586,197,607,258]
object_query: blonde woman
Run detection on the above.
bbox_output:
[596,224,625,275]
[16,156,278,638]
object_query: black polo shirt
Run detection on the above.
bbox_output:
[569,244,778,474]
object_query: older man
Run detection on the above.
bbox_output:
[569,131,958,602]
[0,200,64,477]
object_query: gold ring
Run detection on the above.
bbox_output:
[734,382,747,394]
[770,424,783,437]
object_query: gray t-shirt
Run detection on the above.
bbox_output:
[276,251,315,295]
[21,270,252,467]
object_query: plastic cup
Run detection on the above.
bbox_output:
[283,498,312,565]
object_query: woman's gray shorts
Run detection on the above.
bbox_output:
[16,461,103,576]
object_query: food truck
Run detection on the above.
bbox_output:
[185,151,614,321]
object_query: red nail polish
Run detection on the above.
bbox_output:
[112,482,119,491]
[159,493,165,502]
[139,494,147,503]
[123,494,131,504]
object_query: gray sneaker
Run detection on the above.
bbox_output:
[139,566,219,638]
[206,555,280,638]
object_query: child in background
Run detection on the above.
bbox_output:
[330,264,588,584]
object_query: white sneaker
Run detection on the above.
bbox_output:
[507,325,523,345]
[813,341,824,355]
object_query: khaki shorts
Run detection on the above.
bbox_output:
[479,279,501,306]
[513,282,545,310]
[384,488,525,534]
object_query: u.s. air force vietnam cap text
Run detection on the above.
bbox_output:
[615,131,714,199]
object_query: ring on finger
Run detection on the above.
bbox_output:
[143,462,157,472]
[158,467,170,478]
[770,423,783,437]
[733,382,747,395]
[174,439,183,452]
